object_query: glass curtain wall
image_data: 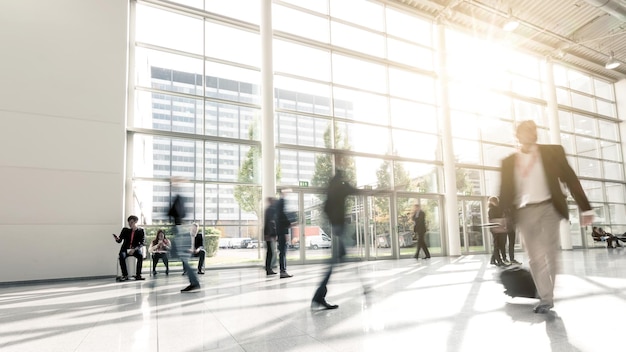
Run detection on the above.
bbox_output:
[128,0,624,269]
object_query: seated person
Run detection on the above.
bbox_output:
[112,215,146,281]
[150,229,171,275]
[183,223,206,275]
[592,227,623,248]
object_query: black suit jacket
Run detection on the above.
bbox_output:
[499,144,591,223]
[117,227,146,252]
[412,210,426,235]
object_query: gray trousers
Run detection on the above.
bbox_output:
[516,202,561,305]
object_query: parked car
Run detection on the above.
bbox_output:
[218,238,231,249]
[230,237,252,249]
[248,239,259,248]
[306,234,332,249]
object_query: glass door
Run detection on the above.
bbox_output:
[396,195,443,257]
[457,198,488,253]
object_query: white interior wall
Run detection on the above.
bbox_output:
[0,0,129,283]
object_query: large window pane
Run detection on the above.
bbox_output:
[205,22,259,67]
[571,92,594,112]
[482,144,515,167]
[453,139,481,165]
[206,102,260,140]
[386,8,432,46]
[390,99,438,133]
[136,4,203,55]
[392,130,440,161]
[558,111,573,132]
[480,119,515,145]
[601,141,621,162]
[333,88,388,124]
[205,0,260,25]
[568,70,592,94]
[205,62,260,105]
[575,136,599,158]
[133,135,204,180]
[609,204,626,225]
[606,183,626,203]
[389,68,435,103]
[136,48,204,95]
[573,113,597,136]
[331,21,385,58]
[596,100,615,117]
[274,40,331,81]
[581,180,603,202]
[387,38,433,70]
[343,123,389,155]
[330,0,383,31]
[276,113,329,148]
[450,111,479,139]
[594,78,614,100]
[273,4,329,43]
[603,161,623,181]
[135,90,203,133]
[577,157,601,178]
[394,162,440,192]
[276,149,317,186]
[353,156,388,188]
[332,54,386,93]
[275,76,331,116]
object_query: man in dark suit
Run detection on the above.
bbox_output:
[499,120,594,313]
[113,215,146,281]
[411,204,430,260]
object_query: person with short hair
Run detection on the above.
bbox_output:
[112,215,146,281]
[183,223,206,275]
[499,120,593,314]
[411,204,431,260]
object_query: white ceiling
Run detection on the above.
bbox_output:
[393,0,626,81]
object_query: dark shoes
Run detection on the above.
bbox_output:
[266,270,277,276]
[533,303,554,314]
[181,284,201,292]
[134,275,145,281]
[311,298,339,310]
[118,276,129,282]
[510,259,521,265]
[198,270,205,274]
[152,271,157,276]
[280,271,293,278]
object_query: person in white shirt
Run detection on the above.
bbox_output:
[499,120,594,314]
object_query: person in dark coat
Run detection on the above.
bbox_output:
[487,197,506,266]
[411,204,431,260]
[275,191,295,278]
[263,197,278,275]
[311,169,356,310]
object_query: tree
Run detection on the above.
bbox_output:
[233,123,281,219]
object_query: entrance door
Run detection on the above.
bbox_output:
[458,198,488,253]
[396,195,443,257]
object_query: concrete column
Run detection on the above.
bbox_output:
[261,0,276,201]
[437,23,461,256]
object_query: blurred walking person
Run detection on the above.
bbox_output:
[311,169,356,310]
[499,120,593,313]
[411,204,430,260]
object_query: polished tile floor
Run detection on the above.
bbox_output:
[2,249,626,352]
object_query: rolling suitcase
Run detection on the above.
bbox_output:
[499,266,538,298]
